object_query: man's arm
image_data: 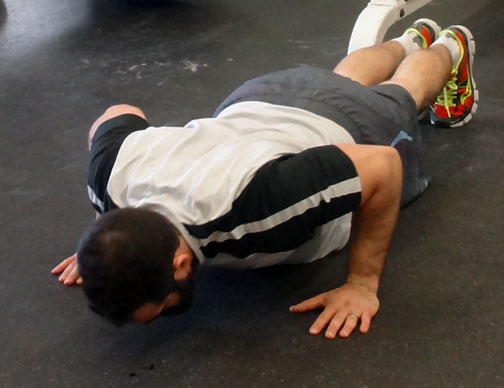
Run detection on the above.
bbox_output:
[290,143,402,338]
[88,104,147,150]
[53,104,147,287]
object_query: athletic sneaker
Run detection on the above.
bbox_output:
[430,26,478,128]
[405,18,441,49]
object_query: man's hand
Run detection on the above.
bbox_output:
[51,253,82,286]
[290,282,379,339]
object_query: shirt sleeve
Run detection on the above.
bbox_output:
[86,114,149,214]
[185,145,362,259]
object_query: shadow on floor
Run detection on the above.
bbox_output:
[0,0,7,29]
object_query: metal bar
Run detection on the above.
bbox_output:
[348,0,433,54]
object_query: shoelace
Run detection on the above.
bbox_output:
[436,75,458,118]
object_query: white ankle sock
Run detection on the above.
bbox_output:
[392,31,425,56]
[432,32,461,67]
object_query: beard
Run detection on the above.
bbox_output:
[161,258,199,315]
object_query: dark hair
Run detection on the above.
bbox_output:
[77,207,180,324]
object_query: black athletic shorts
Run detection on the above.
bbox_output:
[214,66,429,206]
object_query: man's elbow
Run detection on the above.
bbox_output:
[381,147,402,186]
[371,146,402,209]
[88,104,146,150]
[337,144,402,208]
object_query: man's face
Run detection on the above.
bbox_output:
[131,264,196,324]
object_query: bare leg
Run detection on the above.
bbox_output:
[333,41,406,86]
[382,45,452,111]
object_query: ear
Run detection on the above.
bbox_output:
[172,252,193,282]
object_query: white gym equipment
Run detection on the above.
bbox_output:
[348,0,434,54]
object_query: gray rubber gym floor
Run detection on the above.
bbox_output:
[1,0,503,387]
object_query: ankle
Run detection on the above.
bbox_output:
[432,33,461,68]
[392,31,424,56]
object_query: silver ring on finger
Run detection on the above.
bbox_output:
[347,313,359,320]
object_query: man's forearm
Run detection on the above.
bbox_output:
[337,144,403,293]
[347,197,399,293]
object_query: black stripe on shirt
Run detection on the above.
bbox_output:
[200,191,360,258]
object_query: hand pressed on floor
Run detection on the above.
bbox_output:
[290,282,379,339]
[51,253,82,286]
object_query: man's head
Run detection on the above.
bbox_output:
[77,207,198,325]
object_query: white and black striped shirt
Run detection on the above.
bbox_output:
[87,102,362,268]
